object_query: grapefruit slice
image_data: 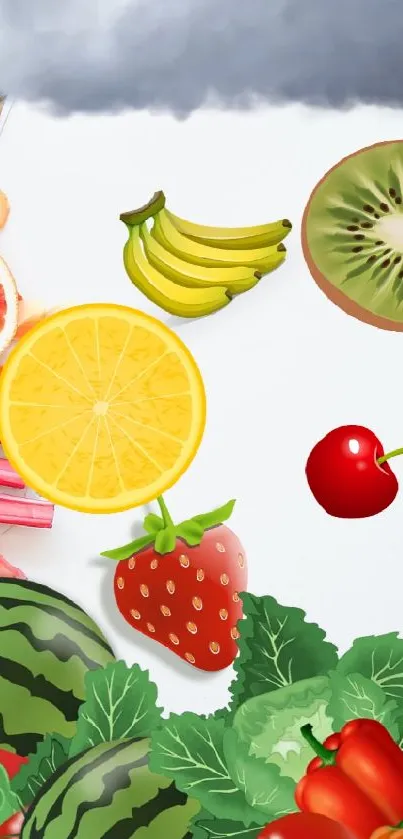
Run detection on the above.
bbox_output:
[15,298,48,338]
[0,190,10,229]
[0,257,18,353]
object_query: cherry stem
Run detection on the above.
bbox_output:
[378,447,403,465]
[300,724,336,766]
[156,496,174,529]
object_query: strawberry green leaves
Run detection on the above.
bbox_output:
[101,534,153,560]
[11,734,70,808]
[69,661,163,757]
[143,514,164,534]
[101,496,236,559]
[229,593,338,714]
[192,499,236,530]
[149,713,268,827]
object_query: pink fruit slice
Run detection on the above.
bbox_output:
[0,555,27,579]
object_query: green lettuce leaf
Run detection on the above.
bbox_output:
[233,676,333,782]
[69,660,163,757]
[149,713,268,827]
[230,593,338,714]
[191,809,263,839]
[0,763,20,826]
[223,728,296,817]
[11,734,71,808]
[337,634,403,709]
[327,671,401,738]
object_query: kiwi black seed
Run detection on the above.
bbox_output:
[302,140,403,330]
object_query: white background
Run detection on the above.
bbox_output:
[0,101,402,717]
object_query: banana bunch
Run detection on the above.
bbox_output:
[120,190,291,318]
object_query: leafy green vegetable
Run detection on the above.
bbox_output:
[229,592,338,714]
[69,660,163,757]
[149,713,267,826]
[223,728,296,817]
[337,633,403,707]
[11,734,71,808]
[191,808,263,839]
[0,764,20,826]
[233,676,333,782]
[327,671,401,738]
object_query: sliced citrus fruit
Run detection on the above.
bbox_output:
[0,303,206,513]
[0,190,10,229]
[15,298,49,338]
[0,257,18,353]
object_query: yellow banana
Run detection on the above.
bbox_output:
[123,224,231,318]
[166,207,292,249]
[140,222,261,295]
[151,210,287,273]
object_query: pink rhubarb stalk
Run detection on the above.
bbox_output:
[0,458,25,489]
[0,494,54,528]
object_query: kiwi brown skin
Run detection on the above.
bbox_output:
[301,139,403,332]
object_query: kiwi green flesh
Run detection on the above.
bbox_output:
[304,141,403,323]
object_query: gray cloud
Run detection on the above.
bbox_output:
[0,0,401,115]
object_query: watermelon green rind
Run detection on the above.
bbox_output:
[0,579,115,755]
[22,738,200,838]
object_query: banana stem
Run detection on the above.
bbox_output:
[120,191,166,226]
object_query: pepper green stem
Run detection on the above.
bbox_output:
[300,724,336,766]
[378,447,403,465]
[156,495,174,528]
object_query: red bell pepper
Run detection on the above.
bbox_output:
[295,720,403,839]
[258,812,359,839]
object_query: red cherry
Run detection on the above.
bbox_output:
[305,425,399,518]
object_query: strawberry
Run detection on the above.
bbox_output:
[102,497,247,672]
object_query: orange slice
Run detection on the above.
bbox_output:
[0,257,18,353]
[0,303,206,513]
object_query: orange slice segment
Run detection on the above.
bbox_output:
[0,303,206,512]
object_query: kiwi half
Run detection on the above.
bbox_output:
[302,140,403,331]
